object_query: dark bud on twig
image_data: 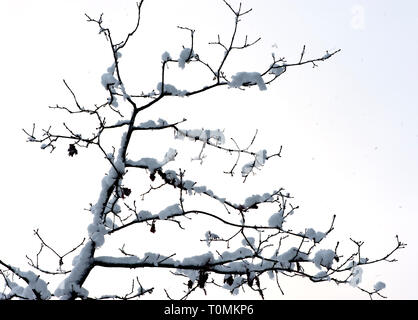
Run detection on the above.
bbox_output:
[68,144,78,157]
[150,173,156,181]
[246,271,254,287]
[150,221,156,233]
[187,280,193,289]
[255,276,260,288]
[121,187,131,197]
[198,270,209,288]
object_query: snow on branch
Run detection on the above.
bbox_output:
[0,260,51,300]
[126,148,177,172]
[5,0,405,301]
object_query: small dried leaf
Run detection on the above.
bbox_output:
[224,275,234,286]
[68,144,78,157]
[122,187,131,197]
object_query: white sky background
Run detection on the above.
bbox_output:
[0,0,417,299]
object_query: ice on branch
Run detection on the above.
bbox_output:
[162,51,171,62]
[158,204,182,220]
[229,72,267,91]
[126,148,177,172]
[178,48,194,69]
[175,128,225,145]
[313,249,335,269]
[157,82,188,97]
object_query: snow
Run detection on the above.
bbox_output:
[218,247,253,262]
[322,51,331,59]
[114,120,130,127]
[268,210,284,228]
[313,249,335,269]
[349,266,363,287]
[374,281,386,291]
[94,252,177,268]
[304,228,326,243]
[164,170,181,186]
[10,268,51,300]
[137,118,168,129]
[359,257,369,264]
[178,48,193,69]
[138,120,157,128]
[110,96,118,107]
[242,237,255,247]
[55,241,94,299]
[101,63,117,88]
[157,82,188,96]
[270,64,286,76]
[161,51,171,62]
[241,149,267,177]
[182,180,196,191]
[87,219,107,247]
[276,247,308,269]
[175,128,225,145]
[255,149,267,166]
[243,192,272,208]
[158,204,182,219]
[163,148,177,163]
[137,210,153,220]
[126,148,177,172]
[205,231,220,246]
[241,163,253,177]
[193,185,207,194]
[55,131,130,299]
[229,72,267,91]
[6,280,25,299]
[313,271,330,281]
[104,217,119,229]
[182,252,214,267]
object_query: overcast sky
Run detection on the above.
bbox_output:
[0,0,417,299]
